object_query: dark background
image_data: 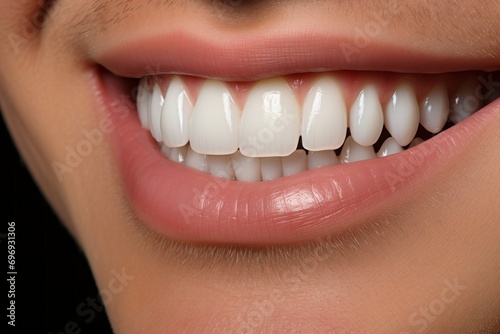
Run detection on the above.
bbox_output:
[1,113,113,333]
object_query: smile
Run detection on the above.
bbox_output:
[136,72,496,182]
[92,29,499,245]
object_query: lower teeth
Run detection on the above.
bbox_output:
[159,134,425,182]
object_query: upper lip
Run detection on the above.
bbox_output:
[92,29,498,82]
[90,15,499,245]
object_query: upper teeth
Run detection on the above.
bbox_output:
[161,76,192,148]
[240,77,301,157]
[137,73,482,178]
[349,84,384,147]
[191,79,241,155]
[302,76,347,151]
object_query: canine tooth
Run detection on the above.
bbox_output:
[149,83,164,142]
[161,76,193,147]
[377,137,404,157]
[168,145,188,164]
[308,151,338,170]
[340,136,376,163]
[302,76,347,150]
[207,155,235,180]
[137,79,150,129]
[260,157,283,181]
[185,146,209,172]
[282,150,307,176]
[420,84,449,133]
[240,78,301,157]
[349,85,384,146]
[190,80,240,155]
[449,78,481,124]
[409,137,424,148]
[384,83,419,146]
[231,151,261,182]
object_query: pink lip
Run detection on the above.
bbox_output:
[95,69,498,245]
[93,30,498,81]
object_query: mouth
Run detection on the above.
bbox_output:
[91,28,499,246]
[134,71,498,179]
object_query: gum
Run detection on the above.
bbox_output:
[149,70,486,112]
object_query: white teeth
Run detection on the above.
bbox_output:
[301,76,347,151]
[168,145,188,164]
[140,74,472,181]
[419,84,449,134]
[307,150,338,170]
[161,76,193,147]
[189,80,240,155]
[349,85,384,146]
[137,80,150,129]
[207,155,235,180]
[149,83,164,142]
[449,79,481,124]
[340,136,376,163]
[239,78,301,157]
[231,151,261,182]
[384,83,420,146]
[282,150,307,176]
[185,146,209,172]
[377,137,404,157]
[260,157,283,181]
[409,137,424,148]
[160,145,172,157]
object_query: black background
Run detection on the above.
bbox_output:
[1,113,113,333]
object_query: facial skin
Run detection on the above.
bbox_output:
[0,0,499,333]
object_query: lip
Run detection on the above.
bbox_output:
[89,20,499,245]
[94,67,498,245]
[92,30,498,82]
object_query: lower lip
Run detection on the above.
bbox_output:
[96,69,498,245]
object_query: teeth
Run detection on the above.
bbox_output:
[140,73,483,181]
[485,75,500,105]
[148,83,164,142]
[168,145,188,164]
[308,150,338,170]
[301,76,347,151]
[377,137,404,157]
[161,76,193,147]
[449,79,481,124]
[160,145,172,157]
[239,78,301,157]
[137,80,150,129]
[409,137,424,148]
[231,151,261,182]
[185,146,209,172]
[349,85,384,146]
[282,150,307,176]
[189,80,241,155]
[260,157,283,181]
[340,136,376,163]
[207,155,235,180]
[384,83,420,146]
[419,84,449,134]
